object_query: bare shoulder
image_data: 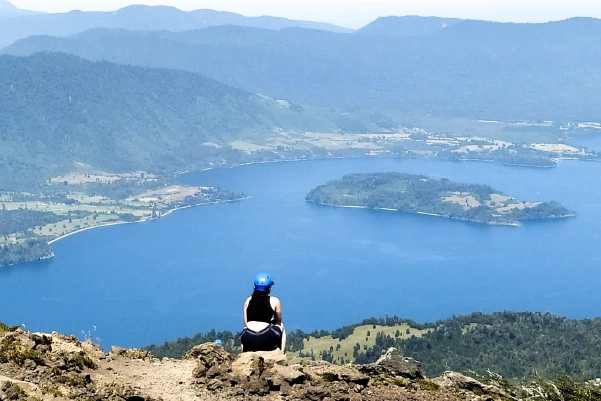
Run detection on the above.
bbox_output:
[270,296,281,307]
[244,296,252,307]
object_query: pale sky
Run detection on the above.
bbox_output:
[9,0,601,29]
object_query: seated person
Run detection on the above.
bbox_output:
[241,273,287,353]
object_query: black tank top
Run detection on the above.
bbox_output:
[247,296,274,323]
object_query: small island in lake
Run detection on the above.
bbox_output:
[306,172,575,225]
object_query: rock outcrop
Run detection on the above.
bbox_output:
[0,327,160,400]
[359,347,424,379]
[189,344,304,396]
[0,324,518,401]
[436,371,516,400]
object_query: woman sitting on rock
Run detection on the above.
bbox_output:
[241,273,287,353]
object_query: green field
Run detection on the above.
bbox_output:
[0,185,209,247]
[399,115,565,144]
[0,193,152,246]
[289,324,430,364]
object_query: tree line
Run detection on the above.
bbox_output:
[0,238,53,267]
[144,312,601,382]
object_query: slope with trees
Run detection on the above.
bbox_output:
[5,18,601,121]
[353,312,601,382]
[0,52,374,191]
[0,238,53,267]
[144,312,601,383]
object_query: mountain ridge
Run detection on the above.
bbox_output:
[0,52,365,190]
[0,0,40,18]
[0,4,352,48]
[357,15,464,37]
[5,18,601,121]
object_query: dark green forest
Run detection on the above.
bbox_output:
[145,312,601,382]
[0,209,66,266]
[306,172,573,224]
[352,312,601,382]
[0,238,53,266]
[5,18,601,121]
[0,209,64,236]
[145,329,239,359]
[0,52,371,191]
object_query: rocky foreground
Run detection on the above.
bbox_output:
[0,326,515,401]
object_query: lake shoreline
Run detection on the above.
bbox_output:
[3,155,601,348]
[192,153,564,175]
[48,197,250,245]
[310,202,577,226]
[307,201,523,227]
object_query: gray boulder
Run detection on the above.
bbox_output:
[359,347,424,379]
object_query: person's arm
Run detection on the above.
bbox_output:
[280,324,287,353]
[270,297,286,353]
[271,297,282,325]
[243,297,251,328]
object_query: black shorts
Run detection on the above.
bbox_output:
[241,326,282,352]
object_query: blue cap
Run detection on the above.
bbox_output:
[254,273,274,292]
[214,339,223,346]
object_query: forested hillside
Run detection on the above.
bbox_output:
[145,312,601,382]
[0,52,361,190]
[5,18,601,121]
[350,312,601,381]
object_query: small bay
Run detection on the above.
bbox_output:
[1,158,600,348]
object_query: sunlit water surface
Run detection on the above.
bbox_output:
[1,157,600,348]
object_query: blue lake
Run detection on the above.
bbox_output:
[1,157,600,349]
[571,132,601,151]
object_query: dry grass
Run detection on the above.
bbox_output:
[442,194,481,210]
[0,183,213,245]
[439,191,544,215]
[50,171,156,185]
[290,324,430,364]
[32,214,129,238]
[531,143,582,154]
[496,201,542,213]
[489,194,513,204]
[126,185,202,204]
[229,132,415,153]
[229,139,270,152]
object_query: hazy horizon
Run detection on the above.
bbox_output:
[7,0,601,29]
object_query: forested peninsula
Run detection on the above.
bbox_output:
[0,179,245,267]
[306,172,574,225]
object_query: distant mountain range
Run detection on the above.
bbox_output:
[0,2,352,48]
[0,0,40,18]
[0,52,369,190]
[358,16,463,37]
[5,17,601,121]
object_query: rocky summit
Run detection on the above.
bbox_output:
[0,325,513,401]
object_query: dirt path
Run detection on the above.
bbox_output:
[94,357,200,401]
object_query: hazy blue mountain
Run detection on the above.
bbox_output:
[0,4,352,48]
[357,16,463,37]
[0,52,367,190]
[4,18,601,121]
[0,0,40,18]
